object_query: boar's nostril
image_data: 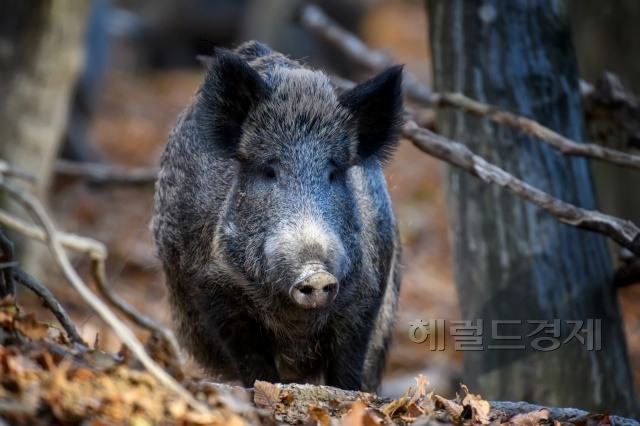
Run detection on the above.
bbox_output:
[290,270,339,309]
[299,285,314,295]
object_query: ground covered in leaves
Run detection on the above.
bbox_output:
[1,298,627,425]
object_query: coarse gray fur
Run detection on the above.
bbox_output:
[152,41,402,392]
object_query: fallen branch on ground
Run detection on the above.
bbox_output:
[0,160,37,184]
[403,121,640,256]
[0,176,208,413]
[90,258,185,365]
[299,4,640,171]
[0,208,182,363]
[12,267,84,343]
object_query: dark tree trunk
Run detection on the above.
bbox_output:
[426,0,637,416]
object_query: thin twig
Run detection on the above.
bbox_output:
[90,259,184,366]
[0,227,15,297]
[300,5,437,106]
[55,160,158,185]
[299,4,640,171]
[0,209,107,260]
[0,160,37,184]
[0,178,209,413]
[437,93,640,170]
[0,208,183,365]
[12,267,84,343]
[403,121,640,256]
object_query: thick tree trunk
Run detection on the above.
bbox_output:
[0,0,89,279]
[426,0,637,416]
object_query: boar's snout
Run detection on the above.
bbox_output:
[290,265,339,309]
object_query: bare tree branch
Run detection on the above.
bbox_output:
[0,160,37,184]
[0,227,15,297]
[329,70,640,256]
[299,4,640,171]
[0,177,209,413]
[0,208,183,365]
[55,159,158,185]
[437,93,640,170]
[12,267,84,343]
[403,121,640,256]
[90,258,185,366]
[0,209,107,259]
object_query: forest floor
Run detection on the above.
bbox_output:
[3,2,640,424]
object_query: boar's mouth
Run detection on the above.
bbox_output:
[289,264,339,309]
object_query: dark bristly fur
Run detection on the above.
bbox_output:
[153,41,403,392]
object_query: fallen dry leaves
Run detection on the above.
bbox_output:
[0,299,626,425]
[0,299,247,425]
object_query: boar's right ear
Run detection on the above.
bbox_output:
[198,48,269,156]
[339,65,404,165]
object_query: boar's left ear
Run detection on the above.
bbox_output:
[339,65,404,165]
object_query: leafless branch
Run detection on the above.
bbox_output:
[403,121,640,256]
[0,178,209,413]
[12,267,84,343]
[299,4,640,171]
[0,227,15,297]
[329,70,640,256]
[0,208,183,365]
[299,5,437,106]
[0,209,107,259]
[55,159,158,185]
[90,258,185,366]
[437,93,640,170]
[0,160,37,184]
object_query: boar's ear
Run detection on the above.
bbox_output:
[198,48,269,156]
[339,65,404,165]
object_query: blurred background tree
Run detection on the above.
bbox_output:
[0,0,89,281]
[426,0,637,416]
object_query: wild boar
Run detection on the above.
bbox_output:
[153,41,402,391]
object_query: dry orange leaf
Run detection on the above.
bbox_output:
[460,384,491,424]
[307,404,332,426]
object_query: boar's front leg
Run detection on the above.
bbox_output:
[220,317,280,387]
[204,298,280,386]
[324,323,372,391]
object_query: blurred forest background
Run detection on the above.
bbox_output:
[2,0,640,415]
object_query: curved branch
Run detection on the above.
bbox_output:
[12,267,84,343]
[0,178,209,413]
[403,121,640,255]
[55,160,158,185]
[0,208,183,364]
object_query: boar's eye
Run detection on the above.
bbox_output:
[261,165,277,181]
[329,169,338,183]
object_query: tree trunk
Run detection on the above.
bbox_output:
[0,0,89,280]
[426,0,637,416]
